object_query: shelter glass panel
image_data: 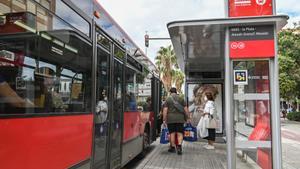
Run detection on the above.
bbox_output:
[233,60,272,169]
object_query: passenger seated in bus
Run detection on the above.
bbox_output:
[129,92,137,111]
[34,67,66,112]
[0,74,34,110]
[125,92,137,111]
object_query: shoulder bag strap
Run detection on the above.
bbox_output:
[170,95,184,113]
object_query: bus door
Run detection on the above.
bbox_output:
[109,46,125,169]
[151,76,161,140]
[92,31,111,168]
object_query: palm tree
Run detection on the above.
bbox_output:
[173,69,185,93]
[155,45,178,93]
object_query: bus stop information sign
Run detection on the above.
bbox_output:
[229,0,273,17]
[228,0,275,59]
[229,25,275,58]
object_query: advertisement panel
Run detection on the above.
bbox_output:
[229,0,273,17]
[229,25,274,59]
[188,84,223,134]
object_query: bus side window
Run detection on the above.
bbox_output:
[34,67,66,113]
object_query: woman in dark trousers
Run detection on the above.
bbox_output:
[202,92,217,149]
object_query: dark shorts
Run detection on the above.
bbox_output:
[167,123,184,134]
[204,129,216,141]
[0,75,5,83]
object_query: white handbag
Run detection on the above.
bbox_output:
[207,103,218,129]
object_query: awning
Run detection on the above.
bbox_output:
[167,15,288,79]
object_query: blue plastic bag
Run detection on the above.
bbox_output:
[183,123,197,142]
[160,124,169,144]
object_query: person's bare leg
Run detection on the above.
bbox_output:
[176,132,183,155]
[177,132,183,145]
[168,133,176,152]
[170,133,176,147]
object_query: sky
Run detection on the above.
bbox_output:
[97,0,300,64]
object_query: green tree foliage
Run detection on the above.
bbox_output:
[155,45,178,93]
[287,111,300,121]
[155,45,185,94]
[278,27,300,100]
[172,69,185,94]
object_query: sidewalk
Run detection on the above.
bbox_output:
[281,119,300,169]
[131,140,259,169]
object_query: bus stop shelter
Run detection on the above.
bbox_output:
[167,15,288,169]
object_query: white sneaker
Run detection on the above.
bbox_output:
[205,145,215,150]
[203,144,209,148]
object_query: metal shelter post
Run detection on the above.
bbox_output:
[270,25,283,169]
[224,1,236,168]
[271,1,283,168]
[225,27,235,169]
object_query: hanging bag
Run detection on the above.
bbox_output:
[197,116,209,138]
[183,123,197,142]
[208,117,217,129]
[160,124,170,144]
[206,101,218,129]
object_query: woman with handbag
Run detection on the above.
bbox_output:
[202,92,217,150]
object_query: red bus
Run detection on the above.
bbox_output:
[0,1,162,169]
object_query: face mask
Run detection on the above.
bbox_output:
[204,96,208,101]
